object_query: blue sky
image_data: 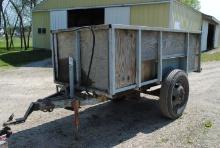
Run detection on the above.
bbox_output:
[200,0,220,20]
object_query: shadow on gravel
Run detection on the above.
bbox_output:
[23,58,52,68]
[0,50,52,68]
[8,97,172,148]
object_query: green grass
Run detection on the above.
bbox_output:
[0,37,49,68]
[0,37,32,49]
[202,52,220,62]
[0,49,51,68]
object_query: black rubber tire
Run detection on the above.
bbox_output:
[159,69,189,119]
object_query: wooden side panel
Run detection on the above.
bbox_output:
[141,31,158,60]
[57,32,76,83]
[141,60,157,82]
[189,34,200,71]
[162,32,186,57]
[80,29,109,91]
[115,30,137,89]
[141,31,158,82]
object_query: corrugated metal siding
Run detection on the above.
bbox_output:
[50,11,68,30]
[214,25,220,48]
[201,20,208,51]
[130,3,170,27]
[105,7,130,25]
[172,1,202,31]
[35,0,169,11]
[32,11,51,49]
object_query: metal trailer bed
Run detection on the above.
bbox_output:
[2,24,201,139]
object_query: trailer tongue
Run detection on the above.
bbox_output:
[1,24,201,139]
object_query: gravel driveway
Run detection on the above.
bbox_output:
[0,61,220,148]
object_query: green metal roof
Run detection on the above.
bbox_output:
[34,0,170,11]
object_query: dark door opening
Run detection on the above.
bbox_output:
[207,24,215,50]
[68,8,105,28]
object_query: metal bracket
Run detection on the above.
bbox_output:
[3,91,72,126]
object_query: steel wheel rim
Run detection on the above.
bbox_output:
[171,78,187,114]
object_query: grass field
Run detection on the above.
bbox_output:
[0,37,32,49]
[201,51,220,62]
[0,37,51,68]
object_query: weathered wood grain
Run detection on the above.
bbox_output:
[189,34,200,71]
[57,32,76,83]
[162,32,186,56]
[141,31,158,82]
[141,31,159,60]
[115,29,137,89]
[80,29,109,91]
[141,60,157,82]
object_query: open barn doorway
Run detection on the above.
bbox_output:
[68,8,105,28]
[207,24,215,50]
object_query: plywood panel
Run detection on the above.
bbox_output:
[141,31,158,60]
[57,32,76,83]
[162,32,186,56]
[115,30,137,89]
[141,60,157,82]
[80,29,109,91]
[189,34,200,71]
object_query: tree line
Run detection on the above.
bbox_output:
[178,0,200,10]
[0,0,42,50]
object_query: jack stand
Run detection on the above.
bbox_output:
[72,100,80,140]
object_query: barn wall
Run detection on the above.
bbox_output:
[35,0,170,11]
[214,25,220,48]
[201,20,209,51]
[130,3,170,27]
[172,1,202,31]
[32,11,51,49]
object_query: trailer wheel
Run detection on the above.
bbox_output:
[159,69,189,119]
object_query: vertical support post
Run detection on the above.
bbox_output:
[158,31,163,81]
[51,33,56,82]
[54,33,59,79]
[136,29,142,87]
[109,27,116,95]
[186,33,190,73]
[75,31,81,86]
[69,57,80,139]
[198,34,202,72]
[69,57,75,98]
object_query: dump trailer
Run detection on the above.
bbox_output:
[2,24,201,138]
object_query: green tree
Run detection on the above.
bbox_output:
[179,0,201,10]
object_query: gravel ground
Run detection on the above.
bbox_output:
[0,61,220,148]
